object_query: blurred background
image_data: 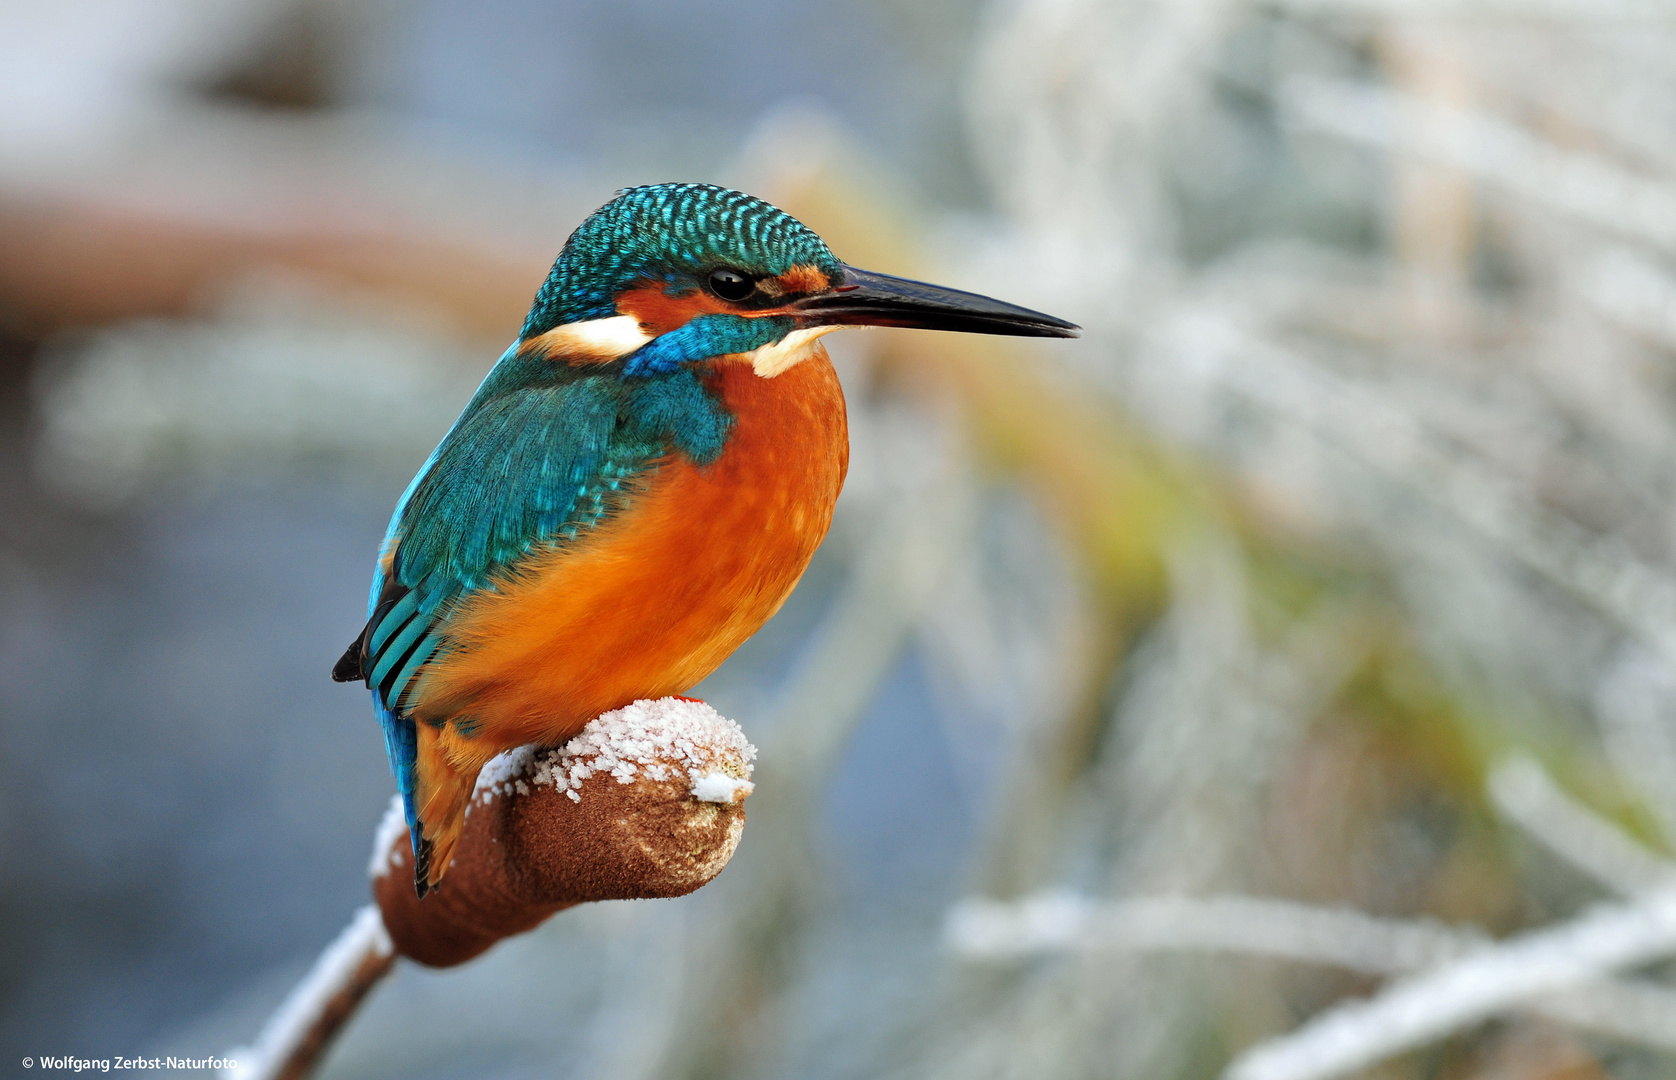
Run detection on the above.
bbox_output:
[6,1,1676,1078]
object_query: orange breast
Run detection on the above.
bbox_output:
[413,349,849,768]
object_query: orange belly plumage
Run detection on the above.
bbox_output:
[411,348,849,776]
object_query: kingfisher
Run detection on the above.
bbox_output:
[334,183,1078,896]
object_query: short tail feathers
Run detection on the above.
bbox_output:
[411,721,477,897]
[369,684,475,897]
[412,833,437,898]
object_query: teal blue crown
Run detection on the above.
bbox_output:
[521,183,841,338]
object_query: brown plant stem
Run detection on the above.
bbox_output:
[234,709,752,1080]
[375,758,749,967]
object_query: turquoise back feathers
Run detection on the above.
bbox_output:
[361,354,732,714]
[397,356,732,599]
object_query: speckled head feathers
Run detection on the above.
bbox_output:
[521,184,842,339]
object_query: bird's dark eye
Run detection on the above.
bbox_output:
[708,268,755,302]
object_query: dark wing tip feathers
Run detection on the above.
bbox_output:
[332,635,366,683]
[334,570,417,689]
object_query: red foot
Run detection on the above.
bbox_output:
[672,695,706,704]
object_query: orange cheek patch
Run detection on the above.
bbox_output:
[616,268,832,334]
[777,265,831,295]
[616,283,734,335]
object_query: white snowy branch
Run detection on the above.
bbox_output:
[225,905,393,1080]
[1281,75,1676,251]
[1146,307,1676,670]
[1538,978,1676,1052]
[1573,247,1676,353]
[1225,887,1676,1080]
[946,886,1676,1076]
[1222,756,1676,1080]
[1594,646,1676,845]
[943,763,1676,1079]
[1488,755,1676,896]
[946,893,1480,973]
[1271,0,1675,20]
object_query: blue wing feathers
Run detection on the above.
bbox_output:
[368,589,419,653]
[375,689,421,855]
[353,355,735,842]
[370,614,429,688]
[389,635,443,710]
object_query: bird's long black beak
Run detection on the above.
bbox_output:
[793,265,1080,338]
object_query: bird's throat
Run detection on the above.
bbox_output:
[733,325,843,378]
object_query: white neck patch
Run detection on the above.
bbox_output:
[738,325,843,378]
[525,315,842,377]
[523,315,653,361]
